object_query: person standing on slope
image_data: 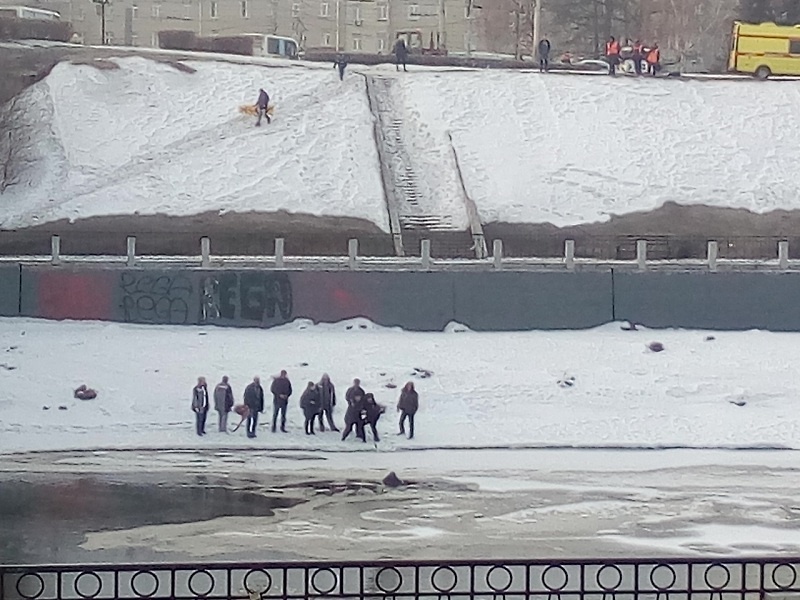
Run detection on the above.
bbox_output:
[317,373,339,432]
[191,377,209,437]
[394,37,408,72]
[397,381,419,439]
[300,381,321,435]
[255,88,271,126]
[214,375,234,432]
[333,55,348,81]
[271,370,293,433]
[243,376,264,438]
[537,37,551,73]
[605,36,621,76]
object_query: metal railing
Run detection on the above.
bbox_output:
[0,236,796,272]
[2,557,800,600]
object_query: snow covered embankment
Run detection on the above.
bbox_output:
[1,57,388,231]
[0,318,798,454]
[397,73,800,227]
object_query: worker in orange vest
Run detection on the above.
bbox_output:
[605,36,621,76]
[632,40,644,75]
[646,43,660,76]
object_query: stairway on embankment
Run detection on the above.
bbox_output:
[365,75,485,259]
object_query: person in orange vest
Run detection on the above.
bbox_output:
[646,43,661,76]
[605,36,621,76]
[632,40,644,76]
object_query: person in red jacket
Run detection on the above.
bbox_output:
[605,36,621,76]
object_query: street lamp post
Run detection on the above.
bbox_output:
[93,0,111,44]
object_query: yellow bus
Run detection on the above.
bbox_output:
[729,21,800,79]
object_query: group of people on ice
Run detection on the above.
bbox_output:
[536,36,661,76]
[191,372,420,442]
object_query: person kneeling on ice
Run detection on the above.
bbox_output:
[363,393,385,443]
[255,88,271,126]
[300,381,321,435]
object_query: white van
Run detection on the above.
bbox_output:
[242,34,299,59]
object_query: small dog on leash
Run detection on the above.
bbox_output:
[238,103,275,118]
[230,404,251,432]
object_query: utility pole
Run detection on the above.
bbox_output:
[438,0,446,50]
[513,0,522,59]
[532,0,542,54]
[93,0,110,44]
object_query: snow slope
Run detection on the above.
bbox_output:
[1,317,800,454]
[396,72,800,226]
[1,57,388,230]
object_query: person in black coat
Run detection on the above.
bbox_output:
[393,38,408,72]
[191,376,209,436]
[255,88,270,126]
[397,381,419,439]
[333,55,348,81]
[271,370,292,433]
[243,376,264,438]
[300,382,321,435]
[317,373,339,432]
[363,393,385,443]
[538,37,551,72]
[341,380,367,442]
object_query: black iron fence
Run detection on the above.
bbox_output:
[2,558,800,600]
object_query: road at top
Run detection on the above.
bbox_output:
[3,448,800,563]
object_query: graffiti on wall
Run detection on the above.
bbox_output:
[120,273,193,324]
[200,272,293,325]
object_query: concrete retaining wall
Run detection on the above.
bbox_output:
[4,266,800,331]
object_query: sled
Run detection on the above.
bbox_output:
[238,103,276,117]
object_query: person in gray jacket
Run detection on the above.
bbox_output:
[316,373,339,432]
[213,375,234,432]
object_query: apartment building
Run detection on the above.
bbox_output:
[1,0,477,53]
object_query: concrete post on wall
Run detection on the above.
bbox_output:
[493,239,503,270]
[779,240,789,271]
[420,239,431,270]
[50,235,61,266]
[636,240,647,271]
[348,238,359,270]
[565,239,575,271]
[201,237,210,268]
[275,238,285,269]
[126,236,136,267]
[707,241,718,272]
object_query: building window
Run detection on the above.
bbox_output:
[352,36,361,50]
[377,37,385,52]
[209,0,217,18]
[377,2,387,20]
[151,4,159,18]
[408,4,420,19]
[791,40,800,54]
[323,32,331,46]
[76,7,85,19]
[240,0,247,17]
[182,0,191,6]
[130,5,137,17]
[319,2,329,17]
[291,2,299,17]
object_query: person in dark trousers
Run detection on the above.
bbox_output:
[317,373,339,432]
[342,395,367,442]
[537,37,551,73]
[243,376,264,438]
[300,381,321,435]
[646,43,661,76]
[213,375,234,433]
[333,55,348,80]
[363,393,385,443]
[632,40,644,76]
[192,376,209,436]
[605,36,621,76]
[271,370,292,433]
[393,37,408,72]
[397,381,419,439]
[255,88,270,126]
